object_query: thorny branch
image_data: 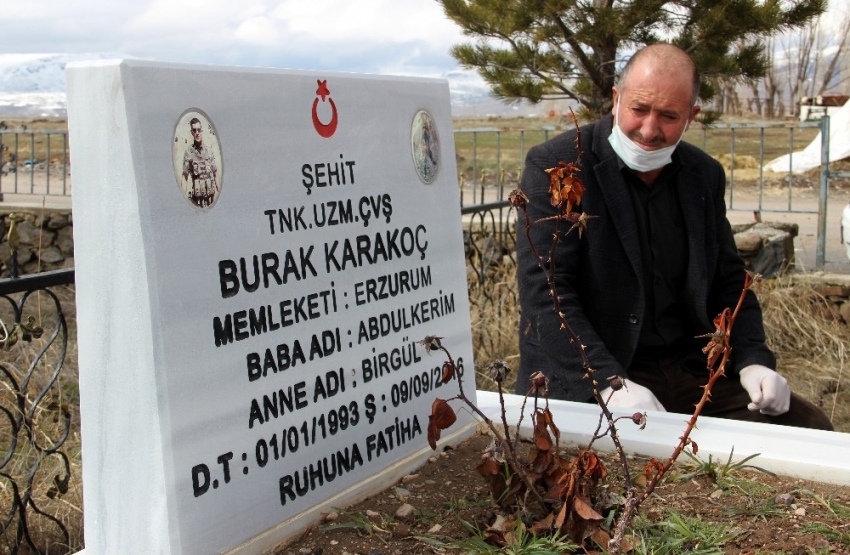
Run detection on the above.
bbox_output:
[513,111,636,495]
[419,335,549,509]
[423,110,752,553]
[609,271,760,552]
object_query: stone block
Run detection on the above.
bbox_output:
[734,232,763,255]
[56,233,74,256]
[47,214,70,230]
[40,246,65,265]
[14,221,55,247]
[734,223,795,278]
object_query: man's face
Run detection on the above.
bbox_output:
[611,61,700,151]
[191,123,203,143]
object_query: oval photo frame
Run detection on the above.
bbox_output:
[410,110,440,185]
[172,109,224,210]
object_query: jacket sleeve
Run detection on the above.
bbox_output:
[703,162,777,375]
[516,135,629,401]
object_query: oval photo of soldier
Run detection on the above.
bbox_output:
[411,110,439,184]
[172,109,223,210]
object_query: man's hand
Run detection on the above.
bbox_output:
[739,365,790,415]
[599,379,666,411]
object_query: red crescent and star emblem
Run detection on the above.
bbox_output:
[312,79,338,138]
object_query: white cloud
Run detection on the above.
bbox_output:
[0,0,466,77]
[269,0,461,47]
[232,16,285,47]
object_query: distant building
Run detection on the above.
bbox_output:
[799,95,850,122]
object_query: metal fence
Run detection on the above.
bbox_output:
[2,117,848,270]
[0,130,71,199]
[0,268,75,555]
[455,116,850,271]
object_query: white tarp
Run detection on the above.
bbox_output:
[763,99,850,174]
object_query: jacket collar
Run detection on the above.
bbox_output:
[590,114,644,289]
[589,114,709,319]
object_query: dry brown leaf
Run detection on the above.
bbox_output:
[532,512,555,536]
[572,495,604,522]
[544,161,585,214]
[591,528,611,550]
[427,399,456,449]
[554,501,568,529]
[441,360,454,383]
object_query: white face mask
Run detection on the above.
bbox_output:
[608,98,688,172]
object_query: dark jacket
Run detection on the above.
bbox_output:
[515,114,776,401]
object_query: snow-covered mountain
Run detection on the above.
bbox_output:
[0,53,517,118]
[0,53,117,117]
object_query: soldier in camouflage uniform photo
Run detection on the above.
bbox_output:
[181,116,220,207]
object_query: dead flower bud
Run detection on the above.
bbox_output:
[418,335,443,354]
[568,212,596,239]
[509,189,529,209]
[631,412,647,430]
[607,375,625,391]
[486,360,511,383]
[482,438,505,464]
[745,269,764,293]
[697,309,731,370]
[529,371,548,394]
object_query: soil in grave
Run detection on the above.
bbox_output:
[273,433,850,555]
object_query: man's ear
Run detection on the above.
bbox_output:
[687,104,701,129]
[611,87,620,117]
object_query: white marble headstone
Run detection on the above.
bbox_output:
[67,60,476,555]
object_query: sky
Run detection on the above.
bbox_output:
[1,0,846,102]
[0,0,470,79]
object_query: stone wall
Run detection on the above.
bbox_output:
[0,209,74,278]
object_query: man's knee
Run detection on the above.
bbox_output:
[771,393,834,431]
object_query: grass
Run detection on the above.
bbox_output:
[417,495,494,527]
[795,488,850,519]
[468,256,521,392]
[632,510,741,555]
[442,495,494,515]
[452,115,822,186]
[683,123,820,165]
[0,118,70,171]
[321,508,394,539]
[802,522,850,548]
[759,279,850,427]
[0,283,82,555]
[4,116,824,191]
[721,497,787,521]
[676,449,775,487]
[447,516,580,554]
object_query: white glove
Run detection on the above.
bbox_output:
[739,364,790,416]
[599,379,666,411]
